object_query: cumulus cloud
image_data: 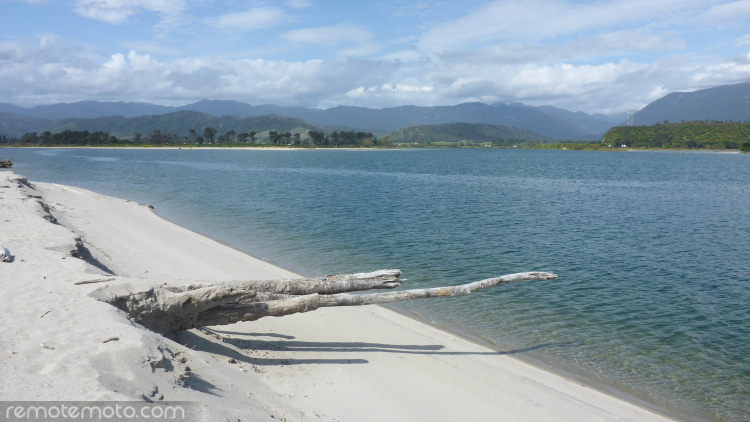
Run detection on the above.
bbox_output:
[2,33,747,112]
[692,49,750,85]
[4,0,750,114]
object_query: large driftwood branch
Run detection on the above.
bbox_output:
[107,270,401,333]
[105,270,557,333]
[168,269,402,295]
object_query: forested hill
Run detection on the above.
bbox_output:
[32,111,322,140]
[602,121,750,151]
[388,122,551,145]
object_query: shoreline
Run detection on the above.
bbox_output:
[1,168,677,421]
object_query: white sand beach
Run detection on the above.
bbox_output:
[0,169,674,421]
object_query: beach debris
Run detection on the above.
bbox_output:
[0,247,12,262]
[102,337,120,343]
[40,343,55,350]
[100,270,558,334]
[40,311,51,318]
[0,159,12,168]
[74,277,116,285]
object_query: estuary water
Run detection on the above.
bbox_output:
[6,147,749,421]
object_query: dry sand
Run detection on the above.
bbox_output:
[0,169,674,421]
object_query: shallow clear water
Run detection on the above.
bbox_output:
[6,148,750,421]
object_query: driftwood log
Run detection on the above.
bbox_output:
[105,270,557,334]
[0,159,12,168]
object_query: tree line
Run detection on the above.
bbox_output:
[602,121,750,151]
[3,128,393,148]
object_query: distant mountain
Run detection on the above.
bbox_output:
[505,103,624,136]
[177,100,313,119]
[0,100,619,140]
[634,82,750,125]
[388,122,551,144]
[1,101,173,120]
[0,113,55,138]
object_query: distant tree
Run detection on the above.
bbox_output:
[134,133,142,143]
[379,136,393,148]
[237,133,249,144]
[268,131,279,145]
[308,130,325,146]
[222,130,236,144]
[21,132,39,145]
[188,129,197,143]
[203,127,216,144]
[249,131,257,144]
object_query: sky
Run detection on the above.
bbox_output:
[1,0,750,114]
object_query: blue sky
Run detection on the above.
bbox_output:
[1,0,749,113]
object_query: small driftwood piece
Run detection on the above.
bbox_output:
[74,277,117,285]
[105,270,557,334]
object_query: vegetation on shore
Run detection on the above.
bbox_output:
[602,121,750,151]
[388,122,552,146]
[1,128,391,148]
[515,121,750,152]
[2,120,748,152]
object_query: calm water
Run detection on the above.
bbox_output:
[5,148,750,421]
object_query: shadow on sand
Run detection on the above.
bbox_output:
[177,328,571,367]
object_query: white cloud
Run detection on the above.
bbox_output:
[72,0,187,25]
[416,0,710,53]
[281,24,373,45]
[736,34,750,46]
[3,0,750,118]
[700,0,750,25]
[692,49,750,85]
[208,7,288,31]
[285,0,312,8]
[281,24,379,56]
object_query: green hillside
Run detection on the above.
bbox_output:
[602,121,750,151]
[0,113,55,138]
[51,111,320,140]
[388,122,551,146]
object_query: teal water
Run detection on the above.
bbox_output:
[6,148,750,421]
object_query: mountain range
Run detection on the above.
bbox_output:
[1,81,748,141]
[633,82,750,125]
[0,99,621,140]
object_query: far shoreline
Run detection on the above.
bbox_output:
[1,144,746,154]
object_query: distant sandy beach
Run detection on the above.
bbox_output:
[0,168,675,421]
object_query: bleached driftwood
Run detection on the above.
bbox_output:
[105,270,557,333]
